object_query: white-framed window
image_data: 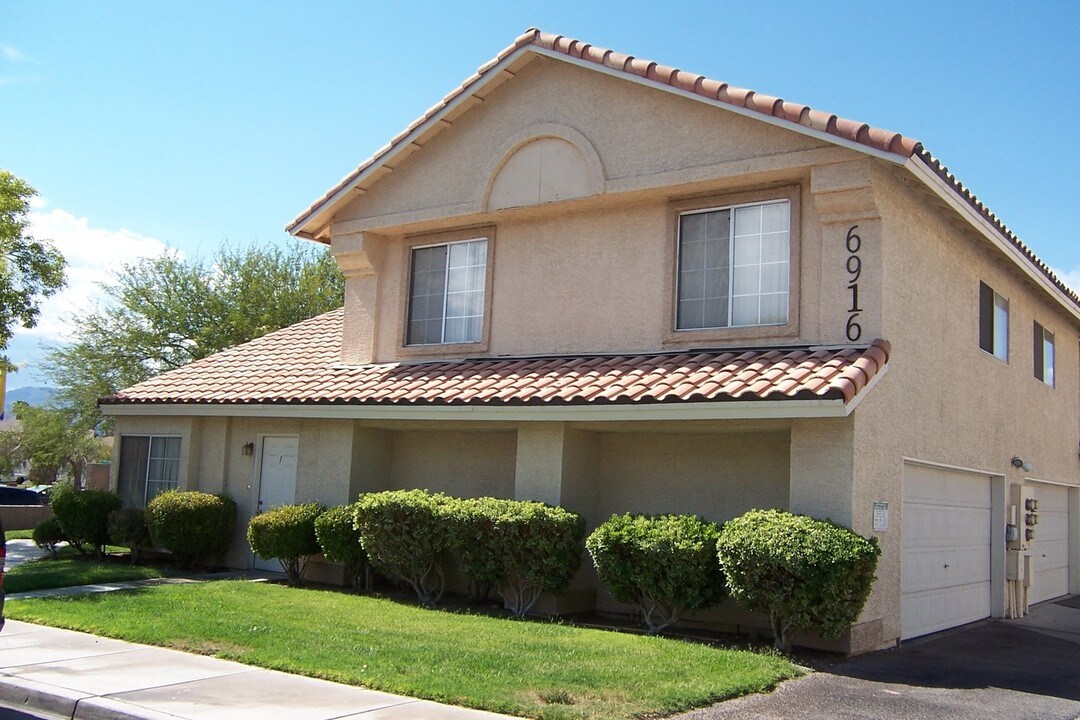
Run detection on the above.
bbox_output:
[118,435,181,507]
[676,199,790,330]
[978,281,1009,362]
[406,238,488,345]
[1034,322,1055,387]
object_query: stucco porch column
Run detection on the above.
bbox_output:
[788,416,855,526]
[514,421,600,613]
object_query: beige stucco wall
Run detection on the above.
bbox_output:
[387,429,517,499]
[594,430,790,525]
[845,162,1080,648]
[329,56,876,364]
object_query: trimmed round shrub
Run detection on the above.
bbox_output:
[247,503,324,586]
[50,485,121,557]
[717,509,881,652]
[108,508,151,564]
[448,497,585,617]
[354,489,452,604]
[32,515,65,560]
[146,491,237,568]
[586,513,726,634]
[314,503,369,591]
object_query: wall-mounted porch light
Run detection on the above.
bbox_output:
[242,442,255,456]
[1010,456,1033,473]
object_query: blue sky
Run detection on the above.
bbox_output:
[1,1,1077,389]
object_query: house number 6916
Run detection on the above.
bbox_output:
[845,225,862,342]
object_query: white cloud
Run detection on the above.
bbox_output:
[1,45,28,62]
[16,208,170,341]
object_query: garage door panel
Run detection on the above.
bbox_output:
[1030,484,1070,604]
[902,463,992,640]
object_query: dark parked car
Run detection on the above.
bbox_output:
[0,487,46,506]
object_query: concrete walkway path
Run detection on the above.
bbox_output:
[0,620,514,720]
[2,541,47,571]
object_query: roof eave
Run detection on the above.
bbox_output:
[285,43,540,240]
[100,396,854,421]
[905,154,1080,321]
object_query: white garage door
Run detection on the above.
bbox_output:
[902,463,992,640]
[1030,483,1070,604]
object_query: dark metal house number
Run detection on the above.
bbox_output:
[845,225,862,341]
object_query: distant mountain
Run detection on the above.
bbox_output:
[3,386,57,415]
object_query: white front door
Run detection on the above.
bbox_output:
[901,462,992,640]
[253,436,299,571]
[1030,483,1069,604]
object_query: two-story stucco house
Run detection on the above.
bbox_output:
[101,30,1079,654]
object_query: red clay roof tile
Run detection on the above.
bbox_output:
[101,309,891,409]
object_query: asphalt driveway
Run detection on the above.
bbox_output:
[675,600,1080,720]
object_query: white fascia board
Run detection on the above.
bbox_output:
[529,46,908,167]
[841,363,889,416]
[101,398,848,422]
[288,47,535,238]
[905,157,1080,323]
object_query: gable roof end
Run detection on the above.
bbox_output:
[287,29,1079,313]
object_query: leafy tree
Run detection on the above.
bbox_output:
[2,401,109,484]
[43,242,344,429]
[0,170,66,365]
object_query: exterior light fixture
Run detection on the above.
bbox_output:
[1011,456,1033,472]
[242,442,255,456]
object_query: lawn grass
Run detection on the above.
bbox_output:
[6,582,800,719]
[4,529,34,541]
[4,546,168,594]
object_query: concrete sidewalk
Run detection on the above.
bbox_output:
[0,620,514,720]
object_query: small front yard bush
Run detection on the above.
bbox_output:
[247,503,324,586]
[587,513,726,634]
[354,489,452,604]
[314,503,369,591]
[448,497,585,617]
[32,515,65,559]
[146,491,237,568]
[717,508,881,652]
[50,483,121,557]
[108,509,152,564]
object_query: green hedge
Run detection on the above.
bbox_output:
[587,513,725,634]
[447,497,584,617]
[354,490,452,604]
[247,503,324,586]
[717,509,880,652]
[50,484,121,557]
[146,491,237,568]
[32,515,65,560]
[314,504,369,591]
[108,508,152,564]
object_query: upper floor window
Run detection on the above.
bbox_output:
[407,238,488,345]
[676,200,790,330]
[978,281,1009,362]
[1034,321,1055,387]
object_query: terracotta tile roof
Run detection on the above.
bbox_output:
[286,28,1078,311]
[100,308,890,409]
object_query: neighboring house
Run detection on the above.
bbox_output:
[100,30,1079,653]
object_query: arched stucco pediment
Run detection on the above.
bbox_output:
[484,124,604,212]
